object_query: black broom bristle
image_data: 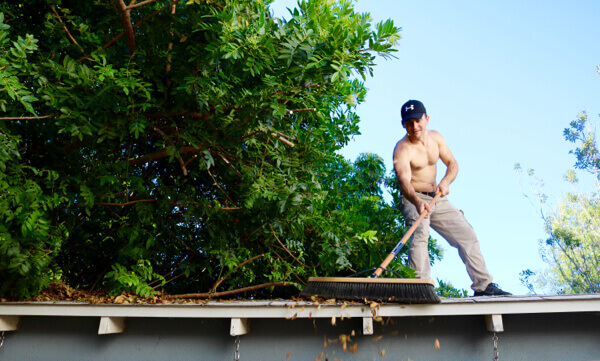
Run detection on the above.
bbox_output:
[300,278,441,304]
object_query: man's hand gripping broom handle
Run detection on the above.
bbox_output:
[371,191,442,278]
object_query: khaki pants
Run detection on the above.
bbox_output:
[401,193,493,291]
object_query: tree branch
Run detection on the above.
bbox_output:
[48,5,85,53]
[127,145,202,167]
[0,113,59,121]
[153,126,187,175]
[78,0,182,63]
[209,254,265,294]
[170,282,293,299]
[116,0,136,56]
[127,0,160,10]
[268,223,315,269]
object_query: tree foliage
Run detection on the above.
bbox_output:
[0,0,453,300]
[517,110,600,294]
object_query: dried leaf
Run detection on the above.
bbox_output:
[349,343,357,354]
[381,349,386,357]
[331,316,336,326]
[316,351,324,361]
[435,339,440,350]
[287,313,297,320]
[373,335,383,342]
[286,351,291,359]
[351,330,355,337]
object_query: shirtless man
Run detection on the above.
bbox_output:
[393,99,510,296]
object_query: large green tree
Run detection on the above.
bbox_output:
[518,109,600,294]
[0,0,448,299]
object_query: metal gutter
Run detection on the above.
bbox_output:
[1,294,599,319]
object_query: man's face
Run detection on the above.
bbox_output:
[402,114,429,137]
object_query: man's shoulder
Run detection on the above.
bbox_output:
[427,129,442,138]
[427,130,446,144]
[394,135,411,151]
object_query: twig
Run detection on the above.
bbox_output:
[164,226,202,256]
[207,167,236,205]
[165,2,177,80]
[127,0,160,10]
[0,113,59,121]
[127,145,201,167]
[268,224,315,269]
[285,108,316,115]
[169,282,293,299]
[96,199,157,207]
[209,254,265,294]
[48,5,85,53]
[153,126,187,175]
[271,132,295,147]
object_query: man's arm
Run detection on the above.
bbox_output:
[393,142,432,216]
[434,131,458,196]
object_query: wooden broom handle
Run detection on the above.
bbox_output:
[372,190,442,278]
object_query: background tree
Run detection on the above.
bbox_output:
[0,0,454,299]
[517,108,600,294]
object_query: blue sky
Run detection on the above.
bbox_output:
[270,0,600,295]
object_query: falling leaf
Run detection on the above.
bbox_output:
[435,339,440,350]
[331,316,336,326]
[373,335,383,342]
[299,306,306,313]
[381,349,386,357]
[286,352,291,359]
[349,343,357,354]
[316,351,324,361]
[351,330,355,337]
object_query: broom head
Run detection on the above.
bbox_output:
[301,277,441,304]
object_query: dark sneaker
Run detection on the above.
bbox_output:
[473,283,511,296]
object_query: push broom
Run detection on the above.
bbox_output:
[301,191,442,303]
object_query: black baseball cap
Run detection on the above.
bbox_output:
[401,100,426,122]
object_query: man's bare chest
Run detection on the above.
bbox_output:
[409,143,439,171]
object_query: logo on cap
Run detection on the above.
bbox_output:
[401,100,426,122]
